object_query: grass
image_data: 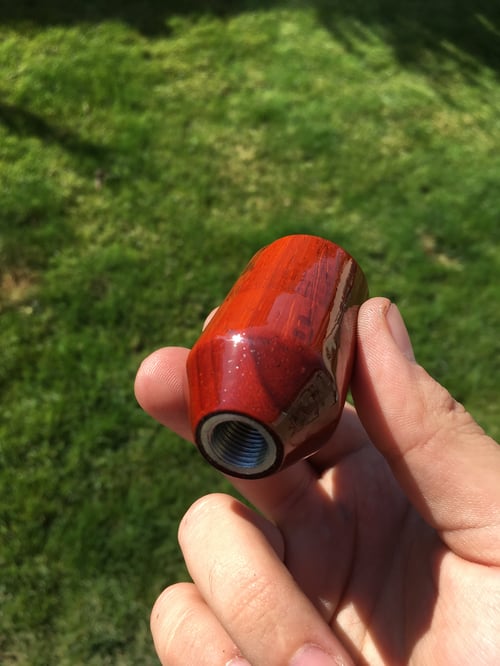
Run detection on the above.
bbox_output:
[1,3,499,663]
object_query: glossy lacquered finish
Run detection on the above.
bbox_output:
[186,235,368,478]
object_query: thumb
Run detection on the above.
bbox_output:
[352,297,500,565]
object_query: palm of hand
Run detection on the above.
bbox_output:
[136,299,500,665]
[279,440,498,665]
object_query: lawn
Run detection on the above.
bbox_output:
[1,2,499,663]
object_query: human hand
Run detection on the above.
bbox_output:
[135,297,500,665]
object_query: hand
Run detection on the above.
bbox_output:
[135,297,500,666]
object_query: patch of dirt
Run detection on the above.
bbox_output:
[419,232,463,271]
[0,269,38,310]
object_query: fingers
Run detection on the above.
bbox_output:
[177,493,354,666]
[133,344,365,531]
[352,297,500,565]
[203,307,219,330]
[134,346,191,441]
[151,582,245,666]
[134,345,317,514]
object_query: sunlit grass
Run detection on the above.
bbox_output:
[1,6,499,663]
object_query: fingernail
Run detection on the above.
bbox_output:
[226,658,251,666]
[290,644,339,665]
[386,303,416,362]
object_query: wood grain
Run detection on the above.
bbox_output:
[187,234,368,478]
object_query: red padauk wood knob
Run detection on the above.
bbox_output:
[186,234,368,478]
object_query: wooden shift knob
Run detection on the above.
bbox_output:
[186,234,368,478]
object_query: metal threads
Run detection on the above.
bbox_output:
[199,414,278,476]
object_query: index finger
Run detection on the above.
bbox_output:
[134,344,315,515]
[134,345,369,514]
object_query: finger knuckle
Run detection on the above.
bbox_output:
[151,583,199,665]
[178,493,233,543]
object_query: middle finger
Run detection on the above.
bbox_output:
[179,493,354,666]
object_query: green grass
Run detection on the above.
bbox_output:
[1,3,499,663]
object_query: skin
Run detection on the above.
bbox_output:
[135,297,500,666]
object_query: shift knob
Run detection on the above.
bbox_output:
[186,234,368,478]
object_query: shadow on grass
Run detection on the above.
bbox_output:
[0,102,110,273]
[2,0,499,76]
[0,101,110,164]
[316,0,500,81]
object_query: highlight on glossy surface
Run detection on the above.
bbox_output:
[186,234,368,478]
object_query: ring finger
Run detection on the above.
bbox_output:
[151,582,245,666]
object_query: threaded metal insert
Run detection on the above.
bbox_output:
[198,413,278,477]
